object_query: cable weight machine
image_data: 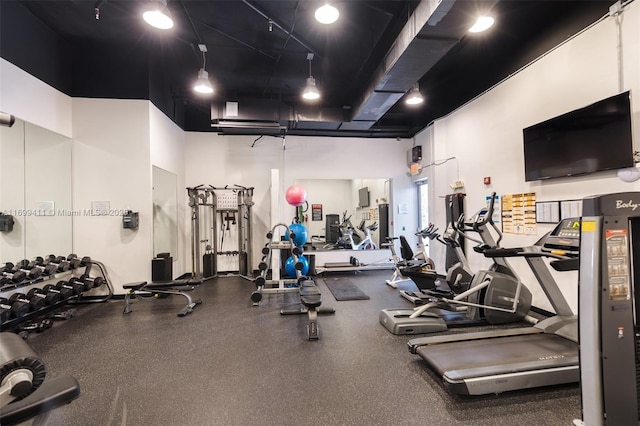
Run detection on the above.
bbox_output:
[187,185,254,280]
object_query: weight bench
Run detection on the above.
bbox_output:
[280,277,335,340]
[0,332,80,425]
[123,279,203,317]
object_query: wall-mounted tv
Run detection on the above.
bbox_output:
[358,187,370,208]
[523,91,634,182]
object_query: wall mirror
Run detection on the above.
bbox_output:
[152,165,178,260]
[0,118,73,262]
[294,178,390,250]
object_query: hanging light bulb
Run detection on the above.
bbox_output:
[469,16,494,33]
[302,53,320,101]
[405,83,424,105]
[302,77,320,100]
[143,0,174,30]
[315,3,339,24]
[194,69,213,94]
[193,45,214,95]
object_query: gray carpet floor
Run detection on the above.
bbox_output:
[22,270,580,425]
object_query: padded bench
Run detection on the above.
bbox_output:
[123,279,203,317]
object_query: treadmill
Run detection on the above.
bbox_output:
[407,218,581,395]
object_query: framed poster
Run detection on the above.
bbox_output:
[311,204,323,221]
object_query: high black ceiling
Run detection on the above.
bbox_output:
[1,1,612,138]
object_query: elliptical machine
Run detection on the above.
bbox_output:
[380,193,532,335]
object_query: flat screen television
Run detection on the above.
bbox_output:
[358,187,370,208]
[523,91,634,182]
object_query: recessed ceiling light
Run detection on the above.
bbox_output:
[469,16,494,33]
[315,3,339,24]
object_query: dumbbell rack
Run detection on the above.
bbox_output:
[251,223,305,305]
[0,256,113,335]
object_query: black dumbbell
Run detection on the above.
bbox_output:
[67,254,91,269]
[27,258,58,276]
[27,287,61,306]
[70,274,104,291]
[43,283,72,300]
[50,309,76,321]
[0,269,27,284]
[17,318,53,333]
[61,278,87,294]
[44,255,70,272]
[0,296,30,319]
[55,280,82,297]
[0,262,15,274]
[0,302,11,323]
[11,261,43,280]
[9,292,45,312]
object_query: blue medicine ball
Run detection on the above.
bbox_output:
[285,255,309,277]
[284,223,308,247]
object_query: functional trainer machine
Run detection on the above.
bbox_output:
[574,192,640,426]
[187,185,254,279]
[407,218,581,395]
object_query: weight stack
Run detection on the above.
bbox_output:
[378,203,389,243]
[203,252,216,278]
[325,214,340,244]
[445,193,465,271]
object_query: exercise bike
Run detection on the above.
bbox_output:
[384,224,437,288]
[345,220,378,250]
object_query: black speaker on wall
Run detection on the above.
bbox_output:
[444,193,465,271]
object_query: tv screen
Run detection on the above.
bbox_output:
[358,187,369,208]
[523,91,634,182]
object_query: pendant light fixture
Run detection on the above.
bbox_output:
[143,0,174,30]
[315,3,339,24]
[405,83,424,105]
[302,53,320,101]
[193,44,213,95]
[469,16,494,33]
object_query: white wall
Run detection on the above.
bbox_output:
[418,3,640,313]
[72,98,152,293]
[0,58,72,138]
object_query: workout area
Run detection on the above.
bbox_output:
[1,1,640,425]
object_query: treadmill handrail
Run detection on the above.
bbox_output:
[483,246,572,261]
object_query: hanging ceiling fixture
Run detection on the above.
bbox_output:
[302,53,320,101]
[193,44,214,95]
[469,16,494,33]
[143,0,174,30]
[315,3,339,24]
[405,83,424,105]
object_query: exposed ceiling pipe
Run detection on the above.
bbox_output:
[349,0,498,129]
[240,0,320,58]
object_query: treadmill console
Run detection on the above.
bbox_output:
[542,218,581,255]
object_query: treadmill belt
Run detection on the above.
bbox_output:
[416,333,577,377]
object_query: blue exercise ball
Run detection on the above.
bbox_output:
[285,255,309,277]
[285,223,308,247]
